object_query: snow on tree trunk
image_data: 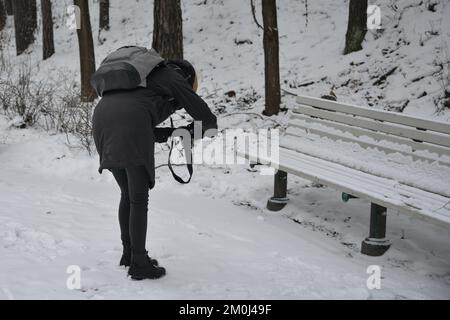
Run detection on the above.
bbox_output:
[262,0,281,116]
[344,0,368,55]
[152,0,183,60]
[41,0,55,60]
[74,0,97,102]
[12,0,37,56]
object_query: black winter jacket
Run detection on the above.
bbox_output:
[92,63,218,189]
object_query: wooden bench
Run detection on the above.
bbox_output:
[238,95,450,256]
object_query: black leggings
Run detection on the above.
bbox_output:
[111,166,150,254]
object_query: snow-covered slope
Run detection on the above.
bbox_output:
[1,0,450,120]
[1,0,450,299]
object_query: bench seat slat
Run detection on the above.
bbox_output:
[281,132,450,198]
[279,150,450,222]
[296,95,450,135]
[237,148,450,226]
[290,113,450,159]
[293,104,450,148]
[279,148,449,206]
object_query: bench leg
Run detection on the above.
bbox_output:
[361,203,391,256]
[267,170,289,211]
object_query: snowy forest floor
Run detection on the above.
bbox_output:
[1,0,450,299]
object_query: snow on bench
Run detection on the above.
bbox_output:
[238,95,450,256]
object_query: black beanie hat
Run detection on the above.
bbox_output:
[167,60,196,87]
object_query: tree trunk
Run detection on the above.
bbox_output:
[30,0,37,30]
[12,0,37,55]
[262,0,281,116]
[152,0,183,60]
[41,0,55,60]
[344,0,368,55]
[99,0,109,31]
[4,0,13,16]
[0,1,6,32]
[74,0,97,102]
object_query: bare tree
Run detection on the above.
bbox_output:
[344,0,368,55]
[74,0,97,101]
[152,0,183,60]
[4,0,13,16]
[0,1,6,32]
[41,0,55,60]
[262,0,281,116]
[12,0,37,55]
[30,0,37,35]
[99,0,109,31]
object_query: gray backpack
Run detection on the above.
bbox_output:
[91,46,164,97]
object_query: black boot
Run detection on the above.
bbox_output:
[119,245,131,267]
[128,251,166,280]
[120,246,159,267]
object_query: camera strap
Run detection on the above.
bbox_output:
[167,118,193,184]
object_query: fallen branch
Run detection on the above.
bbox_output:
[373,66,398,86]
[250,0,263,30]
[295,80,316,88]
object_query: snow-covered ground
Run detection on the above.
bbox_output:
[1,116,450,300]
[1,0,450,299]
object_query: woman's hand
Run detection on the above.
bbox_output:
[154,127,175,143]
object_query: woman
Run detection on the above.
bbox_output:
[92,59,217,280]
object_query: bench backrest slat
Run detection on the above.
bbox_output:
[293,104,450,148]
[296,96,450,135]
[290,113,450,159]
[285,121,450,168]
